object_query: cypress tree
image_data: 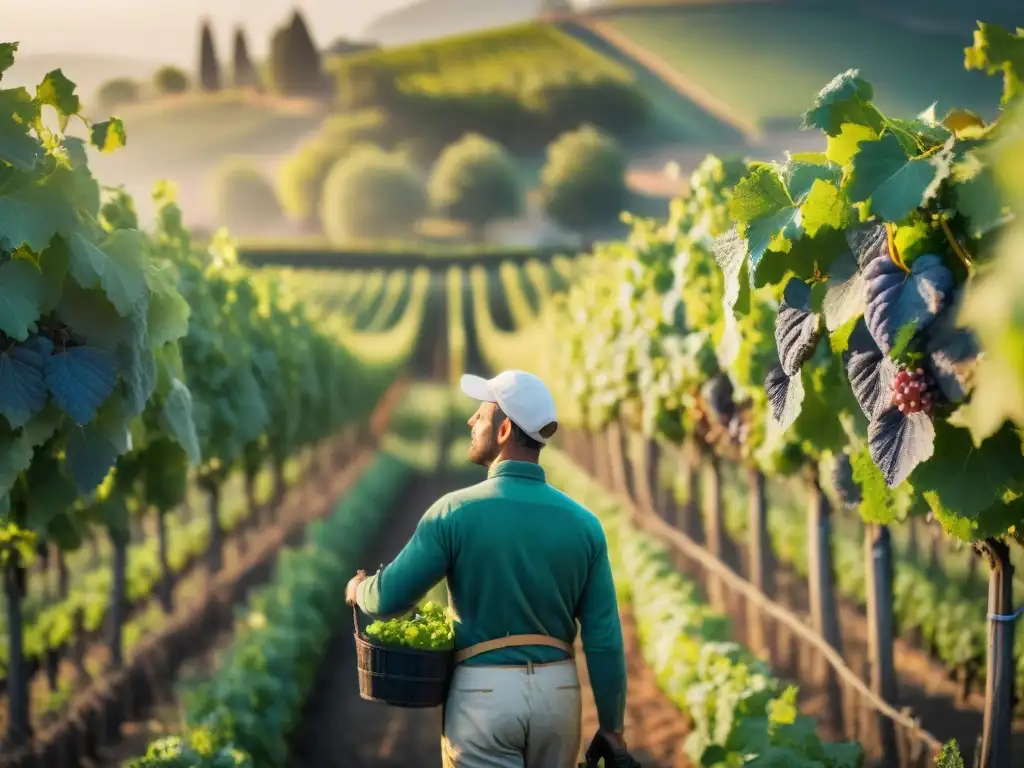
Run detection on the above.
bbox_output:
[268,23,292,95]
[232,27,259,89]
[198,19,221,92]
[285,10,324,96]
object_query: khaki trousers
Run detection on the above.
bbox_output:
[441,660,582,768]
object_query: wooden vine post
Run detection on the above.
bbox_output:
[658,443,681,527]
[865,524,898,764]
[605,420,631,502]
[593,426,611,488]
[807,466,844,732]
[156,508,174,613]
[745,466,773,657]
[680,438,704,543]
[703,453,725,610]
[4,549,31,748]
[627,432,659,516]
[202,478,224,576]
[109,523,128,668]
[978,538,1015,768]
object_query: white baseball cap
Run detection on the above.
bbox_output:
[460,370,559,444]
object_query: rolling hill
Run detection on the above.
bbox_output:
[363,0,545,46]
[575,0,1007,131]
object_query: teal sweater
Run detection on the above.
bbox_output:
[357,460,627,731]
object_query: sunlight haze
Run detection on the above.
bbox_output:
[5,0,409,63]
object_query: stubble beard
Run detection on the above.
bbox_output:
[468,432,500,467]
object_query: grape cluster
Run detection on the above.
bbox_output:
[364,600,454,651]
[891,366,938,417]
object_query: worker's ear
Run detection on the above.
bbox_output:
[496,415,513,444]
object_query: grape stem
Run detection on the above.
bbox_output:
[885,223,910,273]
[937,216,973,271]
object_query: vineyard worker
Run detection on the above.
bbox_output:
[346,370,628,768]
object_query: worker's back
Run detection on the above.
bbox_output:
[439,461,611,665]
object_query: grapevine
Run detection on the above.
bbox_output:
[542,21,1024,767]
[0,41,405,744]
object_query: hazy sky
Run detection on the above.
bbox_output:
[5,0,412,64]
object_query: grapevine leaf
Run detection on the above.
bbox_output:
[0,89,43,171]
[847,134,954,223]
[943,108,986,133]
[147,287,191,348]
[765,366,804,431]
[55,281,132,349]
[712,228,746,364]
[752,231,842,289]
[46,512,84,551]
[887,116,952,149]
[68,230,148,316]
[713,228,745,303]
[844,320,896,420]
[35,70,80,131]
[38,238,71,314]
[161,378,201,465]
[825,122,876,167]
[850,448,900,523]
[946,356,1024,448]
[118,305,156,418]
[64,424,123,493]
[824,742,868,768]
[893,220,935,264]
[729,165,798,266]
[0,166,79,252]
[0,336,53,429]
[911,421,1024,525]
[802,70,882,137]
[846,221,888,269]
[22,404,62,447]
[793,361,851,453]
[952,154,1011,238]
[801,179,850,238]
[775,278,821,376]
[831,453,861,510]
[43,346,117,425]
[863,252,953,354]
[787,160,842,200]
[822,250,865,332]
[829,314,860,355]
[0,43,16,76]
[90,118,127,153]
[0,257,47,340]
[23,456,78,533]
[100,493,130,544]
[0,427,32,495]
[58,139,102,219]
[924,298,979,404]
[868,407,935,488]
[963,22,1024,105]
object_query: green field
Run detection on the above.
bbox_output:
[330,22,636,96]
[597,3,1003,127]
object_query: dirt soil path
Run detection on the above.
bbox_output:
[287,468,455,768]
[576,606,690,767]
